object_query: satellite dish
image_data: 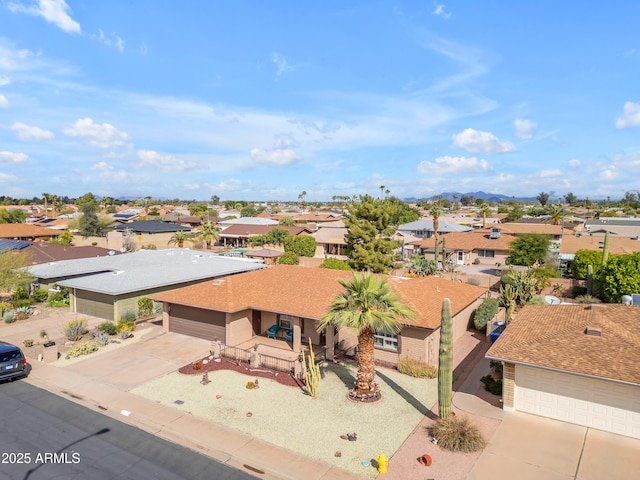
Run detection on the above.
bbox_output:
[120,247,127,253]
[544,295,561,305]
[108,250,115,256]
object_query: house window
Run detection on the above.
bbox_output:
[278,314,303,333]
[374,330,399,351]
[477,249,495,258]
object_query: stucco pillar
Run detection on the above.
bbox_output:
[162,304,170,333]
[325,327,335,361]
[293,324,301,353]
[502,362,515,411]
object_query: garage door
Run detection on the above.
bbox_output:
[516,365,640,439]
[169,304,226,342]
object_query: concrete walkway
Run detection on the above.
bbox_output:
[9,313,361,480]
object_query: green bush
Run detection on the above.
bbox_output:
[12,286,29,300]
[23,339,34,347]
[466,278,481,286]
[137,297,154,317]
[571,286,587,298]
[48,291,68,307]
[98,321,117,335]
[117,316,136,333]
[397,358,437,378]
[97,332,110,346]
[12,299,33,309]
[575,294,601,304]
[0,302,11,316]
[480,374,503,395]
[3,312,15,323]
[66,341,99,358]
[32,289,49,303]
[283,236,316,257]
[278,251,300,265]
[473,298,499,331]
[473,257,481,265]
[432,416,486,453]
[64,318,89,341]
[318,258,352,270]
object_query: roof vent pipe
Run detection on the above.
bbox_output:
[584,327,602,337]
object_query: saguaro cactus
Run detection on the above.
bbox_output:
[601,231,610,265]
[587,264,593,296]
[302,339,321,398]
[438,298,453,419]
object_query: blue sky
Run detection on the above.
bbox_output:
[1,1,640,202]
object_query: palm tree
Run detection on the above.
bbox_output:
[197,221,220,249]
[547,204,564,225]
[168,230,193,248]
[478,202,490,228]
[317,273,415,400]
[429,204,443,237]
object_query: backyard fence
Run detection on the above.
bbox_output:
[220,344,301,378]
[220,344,251,363]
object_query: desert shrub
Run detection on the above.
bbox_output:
[66,341,99,358]
[64,318,89,341]
[137,297,154,317]
[489,360,503,375]
[32,289,49,303]
[397,358,437,378]
[12,286,29,300]
[473,298,499,331]
[575,294,601,304]
[466,278,481,286]
[119,328,133,339]
[527,295,545,304]
[97,332,110,346]
[0,302,11,316]
[120,311,136,323]
[23,339,34,347]
[154,302,163,314]
[3,312,16,323]
[48,291,68,307]
[432,416,486,453]
[98,321,117,335]
[473,257,481,265]
[16,306,32,315]
[319,258,352,270]
[283,236,316,257]
[480,374,503,395]
[12,299,33,309]
[571,286,587,298]
[117,315,136,333]
[278,251,300,265]
[40,329,48,339]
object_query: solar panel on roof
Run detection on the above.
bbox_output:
[0,239,31,254]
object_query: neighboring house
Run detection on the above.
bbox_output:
[499,222,566,240]
[218,224,313,248]
[218,217,279,227]
[578,217,640,239]
[397,219,473,239]
[112,220,192,234]
[21,242,123,265]
[0,239,31,254]
[412,228,516,266]
[0,224,60,241]
[487,304,640,440]
[310,220,348,257]
[161,214,206,227]
[559,234,640,265]
[152,265,487,366]
[27,249,265,322]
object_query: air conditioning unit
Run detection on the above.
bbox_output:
[632,294,640,306]
[490,227,501,239]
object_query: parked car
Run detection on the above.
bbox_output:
[0,341,28,382]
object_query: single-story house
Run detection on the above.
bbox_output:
[0,224,60,241]
[499,221,566,240]
[0,239,31,254]
[152,265,487,366]
[487,304,640,439]
[310,220,348,257]
[112,220,192,234]
[26,249,265,322]
[218,224,313,248]
[397,219,473,239]
[22,242,124,265]
[559,234,640,266]
[412,228,517,266]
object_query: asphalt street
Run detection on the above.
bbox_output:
[0,380,256,480]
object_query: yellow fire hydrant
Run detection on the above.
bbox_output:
[377,453,389,474]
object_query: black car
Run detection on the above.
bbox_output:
[0,341,28,382]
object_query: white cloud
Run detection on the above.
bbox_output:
[452,128,516,154]
[567,159,581,167]
[203,179,244,192]
[496,173,515,183]
[271,53,295,76]
[417,155,491,174]
[250,135,301,166]
[91,161,132,182]
[8,0,81,34]
[601,166,618,180]
[64,118,129,148]
[91,28,125,53]
[540,168,561,178]
[0,173,19,182]
[615,101,640,128]
[0,151,29,163]
[136,149,196,172]
[514,118,537,139]
[10,122,54,141]
[0,76,10,86]
[0,94,7,107]
[433,3,452,19]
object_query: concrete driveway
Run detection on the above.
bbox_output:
[469,411,640,480]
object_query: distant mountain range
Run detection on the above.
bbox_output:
[405,191,539,203]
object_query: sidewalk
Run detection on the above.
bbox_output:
[21,325,363,480]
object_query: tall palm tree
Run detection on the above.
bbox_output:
[547,204,564,225]
[429,204,443,236]
[168,230,193,248]
[197,221,220,249]
[317,273,415,399]
[478,202,490,228]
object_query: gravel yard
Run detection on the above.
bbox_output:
[131,360,438,478]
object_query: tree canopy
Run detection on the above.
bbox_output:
[571,249,603,279]
[506,234,551,266]
[598,252,640,303]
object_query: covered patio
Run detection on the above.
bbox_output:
[235,335,327,360]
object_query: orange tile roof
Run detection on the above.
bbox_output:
[152,265,486,329]
[560,234,640,255]
[412,229,516,251]
[0,224,59,238]
[499,223,563,236]
[486,304,640,385]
